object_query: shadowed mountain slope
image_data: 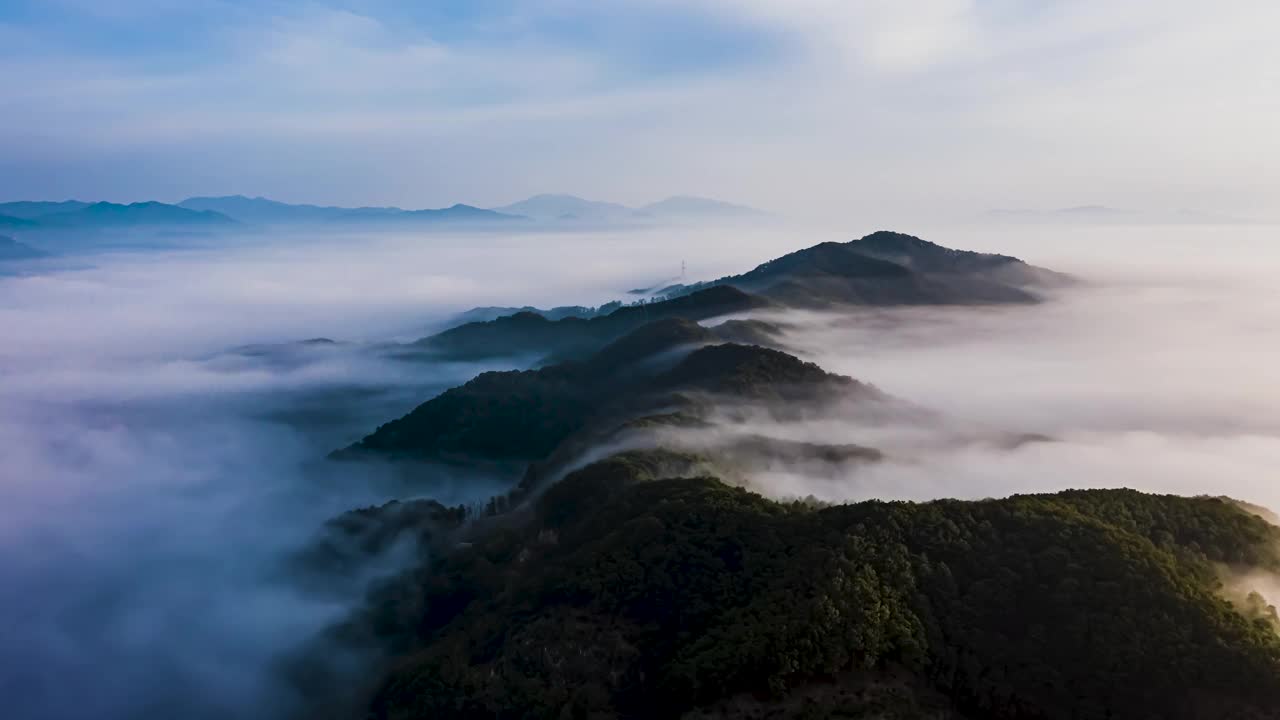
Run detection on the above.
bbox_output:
[650,231,1066,308]
[340,318,854,469]
[425,232,1067,363]
[412,285,769,362]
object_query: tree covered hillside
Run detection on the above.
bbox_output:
[301,237,1280,719]
[320,455,1280,720]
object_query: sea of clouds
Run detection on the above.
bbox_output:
[0,222,1275,718]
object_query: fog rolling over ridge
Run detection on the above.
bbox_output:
[707,274,1280,505]
[1,222,1279,718]
[0,224,814,719]
[0,228,678,719]
[721,224,1280,504]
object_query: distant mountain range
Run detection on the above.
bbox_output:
[176,196,518,224]
[632,194,764,219]
[489,194,633,221]
[0,194,766,231]
[0,200,93,220]
[0,201,235,228]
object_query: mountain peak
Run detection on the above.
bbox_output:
[638,195,764,218]
[846,230,1019,267]
[854,230,938,247]
[491,193,630,220]
[0,201,90,221]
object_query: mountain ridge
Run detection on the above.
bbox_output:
[635,194,765,218]
[0,235,49,260]
[418,231,1068,365]
[490,193,633,221]
[645,230,1069,307]
[181,195,520,224]
[0,201,235,228]
[2,193,767,227]
[336,317,866,478]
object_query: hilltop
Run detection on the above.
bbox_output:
[646,230,1069,307]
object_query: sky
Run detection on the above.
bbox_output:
[1,0,1277,221]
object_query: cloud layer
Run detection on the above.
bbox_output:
[1,222,1277,717]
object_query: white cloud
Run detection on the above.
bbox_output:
[0,1,1277,220]
[709,0,984,72]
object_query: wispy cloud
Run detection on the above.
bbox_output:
[1,1,1276,220]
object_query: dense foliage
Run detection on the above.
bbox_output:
[339,326,857,466]
[327,453,1280,720]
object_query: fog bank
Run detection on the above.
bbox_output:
[695,228,1280,509]
[1,222,1276,717]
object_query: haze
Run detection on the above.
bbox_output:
[2,1,1278,222]
[0,224,1276,715]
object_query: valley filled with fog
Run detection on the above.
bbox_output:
[1,222,1277,718]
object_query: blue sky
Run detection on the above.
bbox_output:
[1,1,1277,221]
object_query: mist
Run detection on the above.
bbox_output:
[661,224,1280,512]
[2,221,1278,717]
[0,228,646,718]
